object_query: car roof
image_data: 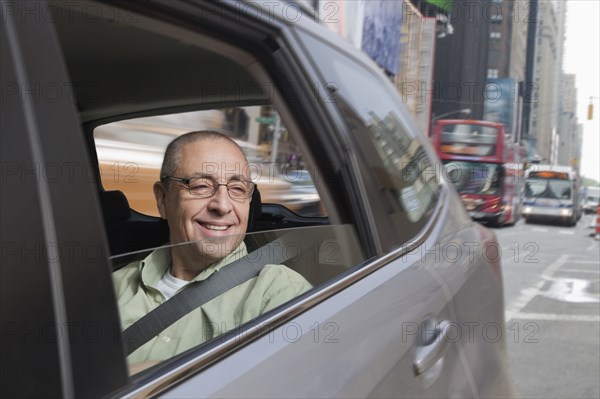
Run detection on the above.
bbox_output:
[53,0,380,127]
[54,1,269,124]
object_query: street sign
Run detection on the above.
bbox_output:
[255,116,276,124]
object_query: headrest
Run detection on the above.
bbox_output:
[99,190,131,223]
[247,186,262,232]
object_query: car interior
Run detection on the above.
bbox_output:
[51,2,367,287]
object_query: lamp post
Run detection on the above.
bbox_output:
[429,108,471,136]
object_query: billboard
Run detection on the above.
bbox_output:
[483,78,519,141]
[361,0,404,75]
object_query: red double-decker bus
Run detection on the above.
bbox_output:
[432,119,524,226]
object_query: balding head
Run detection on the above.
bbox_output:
[160,130,248,182]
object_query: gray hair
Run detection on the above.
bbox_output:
[160,130,248,181]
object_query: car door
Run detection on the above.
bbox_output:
[1,4,128,398]
[1,1,511,397]
[115,2,480,397]
[288,23,512,399]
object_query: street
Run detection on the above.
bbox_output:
[494,213,600,398]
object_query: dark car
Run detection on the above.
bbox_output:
[1,1,513,397]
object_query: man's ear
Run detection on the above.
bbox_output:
[153,181,168,220]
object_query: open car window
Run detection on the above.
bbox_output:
[50,1,372,391]
[94,106,325,218]
[111,224,365,372]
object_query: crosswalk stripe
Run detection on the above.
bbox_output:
[507,312,600,322]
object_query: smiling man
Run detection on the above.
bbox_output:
[155,131,256,279]
[113,131,312,368]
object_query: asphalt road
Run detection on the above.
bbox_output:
[492,213,600,398]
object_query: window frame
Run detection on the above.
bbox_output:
[3,0,450,396]
[1,4,128,397]
[72,0,383,394]
[82,0,380,253]
[293,27,444,252]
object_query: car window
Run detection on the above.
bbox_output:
[111,224,364,372]
[68,3,374,382]
[298,31,441,245]
[445,161,502,195]
[94,106,325,218]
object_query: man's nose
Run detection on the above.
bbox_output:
[207,185,233,214]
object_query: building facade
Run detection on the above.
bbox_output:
[483,0,528,143]
[394,1,437,136]
[528,1,566,163]
[557,74,580,169]
[432,0,492,121]
[314,0,441,137]
[486,0,513,80]
[509,0,528,83]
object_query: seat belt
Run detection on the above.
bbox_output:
[122,237,291,356]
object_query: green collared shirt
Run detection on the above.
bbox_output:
[113,242,312,364]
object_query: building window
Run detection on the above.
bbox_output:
[487,69,499,79]
[489,14,503,23]
[490,32,502,39]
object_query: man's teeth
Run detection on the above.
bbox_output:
[203,224,228,231]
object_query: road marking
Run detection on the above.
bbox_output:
[531,228,548,233]
[505,255,569,321]
[505,282,546,321]
[558,230,575,235]
[508,312,600,322]
[542,278,600,303]
[570,259,600,263]
[541,254,570,277]
[586,241,599,251]
[558,268,600,274]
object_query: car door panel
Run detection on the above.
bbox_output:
[1,18,65,397]
[160,236,471,398]
[289,24,512,399]
[131,7,474,396]
[1,5,127,397]
[1,1,513,397]
[436,224,513,398]
[419,187,513,398]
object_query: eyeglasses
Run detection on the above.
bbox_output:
[161,175,255,201]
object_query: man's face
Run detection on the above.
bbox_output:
[155,138,251,267]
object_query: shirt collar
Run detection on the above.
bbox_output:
[139,241,248,289]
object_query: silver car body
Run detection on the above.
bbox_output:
[1,1,513,397]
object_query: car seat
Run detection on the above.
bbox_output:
[100,187,263,256]
[99,190,169,255]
